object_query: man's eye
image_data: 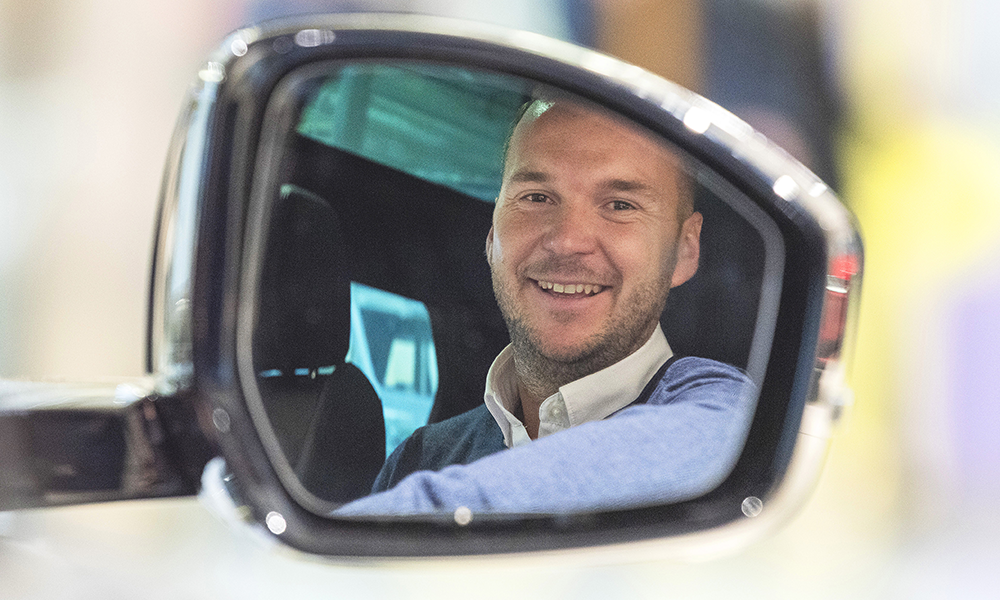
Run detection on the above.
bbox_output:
[524,193,550,203]
[611,200,635,211]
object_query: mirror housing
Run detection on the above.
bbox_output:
[2,14,862,561]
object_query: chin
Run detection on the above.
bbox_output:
[531,333,604,364]
[537,345,593,364]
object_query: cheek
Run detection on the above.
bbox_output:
[489,214,518,264]
[492,217,536,267]
[615,232,677,285]
[489,227,507,266]
[608,229,656,268]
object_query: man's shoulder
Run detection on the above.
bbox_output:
[650,356,754,405]
[665,356,750,380]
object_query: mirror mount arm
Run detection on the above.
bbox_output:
[0,380,200,510]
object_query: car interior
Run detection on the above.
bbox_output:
[247,62,778,507]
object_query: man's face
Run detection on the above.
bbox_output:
[487,102,703,371]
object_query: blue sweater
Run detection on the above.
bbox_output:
[336,357,755,515]
[371,404,506,493]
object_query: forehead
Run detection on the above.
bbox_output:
[504,101,682,181]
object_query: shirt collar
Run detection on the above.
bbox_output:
[483,324,672,447]
[482,345,529,447]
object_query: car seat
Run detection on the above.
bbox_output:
[253,184,386,503]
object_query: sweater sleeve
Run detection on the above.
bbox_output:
[334,358,755,515]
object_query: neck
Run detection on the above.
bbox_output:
[514,380,545,440]
[508,323,660,438]
[510,345,611,440]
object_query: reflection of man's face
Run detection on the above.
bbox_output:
[486,101,702,376]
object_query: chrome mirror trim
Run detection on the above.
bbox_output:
[148,77,221,396]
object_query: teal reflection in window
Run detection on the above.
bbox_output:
[346,282,438,456]
[297,63,528,201]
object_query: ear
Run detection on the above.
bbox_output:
[670,212,702,288]
[485,225,495,263]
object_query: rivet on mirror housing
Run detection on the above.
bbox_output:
[741,496,764,518]
[809,182,829,198]
[454,507,473,526]
[772,175,799,200]
[294,29,336,48]
[198,62,225,83]
[682,107,712,134]
[231,39,248,57]
[266,511,288,535]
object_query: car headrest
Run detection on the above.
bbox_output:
[662,190,763,370]
[252,185,352,372]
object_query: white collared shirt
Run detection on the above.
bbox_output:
[482,324,673,448]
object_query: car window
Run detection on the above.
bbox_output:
[297,63,524,201]
[346,282,437,456]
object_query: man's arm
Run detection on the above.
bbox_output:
[335,358,755,515]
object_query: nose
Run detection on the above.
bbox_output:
[542,202,598,256]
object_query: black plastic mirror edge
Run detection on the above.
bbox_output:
[152,14,861,559]
[0,380,199,510]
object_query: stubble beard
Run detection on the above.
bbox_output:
[492,269,670,400]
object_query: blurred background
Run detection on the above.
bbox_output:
[1,0,998,598]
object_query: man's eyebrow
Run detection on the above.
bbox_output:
[602,178,654,194]
[507,169,550,184]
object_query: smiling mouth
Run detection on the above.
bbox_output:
[535,279,605,295]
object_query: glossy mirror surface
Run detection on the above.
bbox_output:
[238,61,785,517]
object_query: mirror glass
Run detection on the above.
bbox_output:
[241,60,784,517]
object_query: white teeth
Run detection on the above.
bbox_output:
[536,280,603,295]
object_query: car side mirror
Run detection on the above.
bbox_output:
[0,14,861,560]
